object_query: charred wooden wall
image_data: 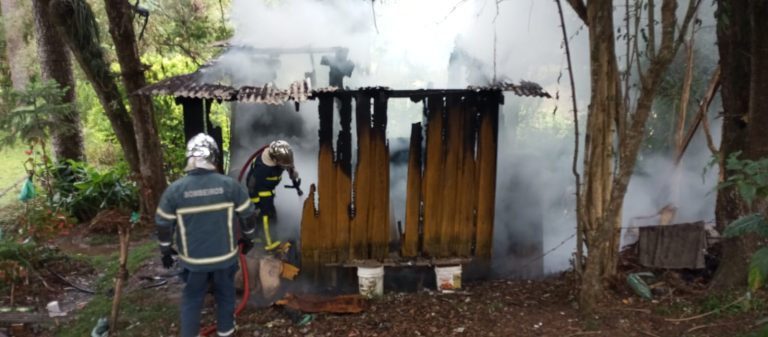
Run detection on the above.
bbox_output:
[301,91,500,266]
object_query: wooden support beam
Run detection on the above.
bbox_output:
[402,122,423,257]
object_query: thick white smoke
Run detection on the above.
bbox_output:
[218,0,720,276]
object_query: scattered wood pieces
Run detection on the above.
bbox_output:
[275,293,368,314]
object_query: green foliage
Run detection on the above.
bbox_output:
[720,152,768,207]
[142,0,233,64]
[719,152,768,292]
[748,247,768,291]
[723,214,768,238]
[50,160,138,222]
[0,80,74,148]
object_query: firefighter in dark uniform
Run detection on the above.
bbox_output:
[245,140,300,250]
[155,133,258,337]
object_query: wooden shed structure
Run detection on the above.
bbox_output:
[137,52,550,274]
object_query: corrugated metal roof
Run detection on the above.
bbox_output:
[136,72,238,101]
[136,73,550,102]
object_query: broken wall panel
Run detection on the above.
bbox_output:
[335,96,353,262]
[474,93,501,258]
[368,93,391,260]
[350,93,372,259]
[402,122,423,257]
[455,96,478,257]
[301,90,501,266]
[421,96,447,257]
[439,95,465,256]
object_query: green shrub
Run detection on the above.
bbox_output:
[51,160,138,222]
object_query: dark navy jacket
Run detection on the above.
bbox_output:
[155,169,255,272]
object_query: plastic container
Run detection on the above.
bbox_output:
[357,266,384,297]
[435,265,462,292]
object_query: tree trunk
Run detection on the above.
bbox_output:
[0,0,29,91]
[103,0,166,220]
[574,0,695,312]
[32,0,84,162]
[710,0,755,290]
[747,1,768,160]
[578,0,621,313]
[48,0,141,175]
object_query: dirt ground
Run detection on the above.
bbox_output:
[2,230,767,337]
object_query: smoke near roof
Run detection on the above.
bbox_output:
[219,0,720,276]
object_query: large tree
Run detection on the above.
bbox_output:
[32,0,84,161]
[0,0,30,91]
[48,0,141,176]
[711,0,768,288]
[103,0,166,219]
[566,0,700,312]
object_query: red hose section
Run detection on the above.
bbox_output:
[200,245,250,336]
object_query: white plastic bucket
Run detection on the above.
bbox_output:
[435,265,462,292]
[357,266,384,297]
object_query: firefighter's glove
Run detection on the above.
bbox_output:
[238,238,254,255]
[159,246,177,269]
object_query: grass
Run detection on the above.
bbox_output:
[55,241,170,337]
[0,144,29,206]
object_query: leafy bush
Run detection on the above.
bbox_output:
[721,152,768,291]
[51,160,138,222]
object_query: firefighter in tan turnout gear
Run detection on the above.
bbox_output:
[155,133,258,337]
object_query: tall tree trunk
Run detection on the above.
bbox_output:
[49,0,141,175]
[570,0,698,312]
[710,0,754,290]
[747,1,768,160]
[0,0,29,91]
[578,0,622,313]
[103,0,166,220]
[32,0,84,162]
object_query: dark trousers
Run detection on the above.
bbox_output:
[180,263,238,337]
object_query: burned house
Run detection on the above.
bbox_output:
[137,46,551,282]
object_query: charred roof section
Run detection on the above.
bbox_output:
[136,73,551,103]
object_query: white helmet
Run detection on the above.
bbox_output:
[268,140,294,168]
[186,133,219,168]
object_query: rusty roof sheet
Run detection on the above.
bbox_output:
[137,74,550,102]
[135,72,238,100]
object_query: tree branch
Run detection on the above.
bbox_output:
[555,0,582,275]
[647,0,656,57]
[566,0,588,24]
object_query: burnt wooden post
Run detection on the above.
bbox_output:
[402,122,423,257]
[350,92,372,259]
[335,94,353,262]
[317,94,337,263]
[177,97,224,172]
